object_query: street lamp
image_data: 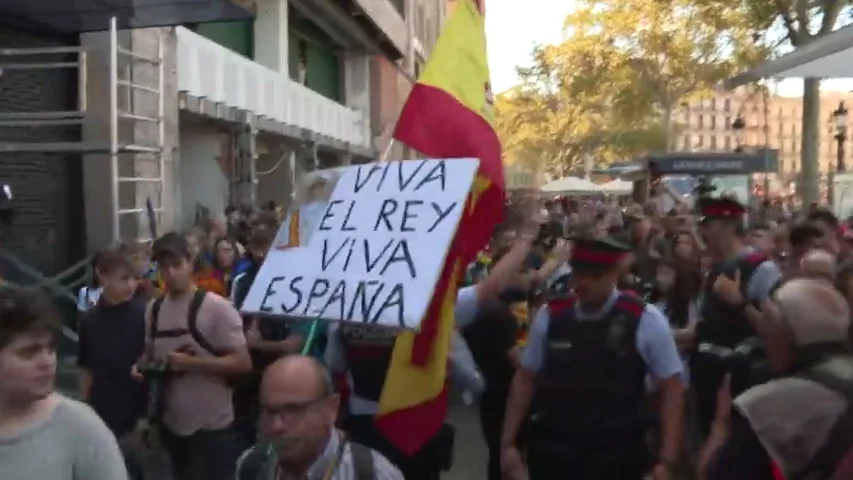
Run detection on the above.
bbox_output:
[833,101,848,172]
[731,115,746,153]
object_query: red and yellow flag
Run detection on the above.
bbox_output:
[376,0,505,456]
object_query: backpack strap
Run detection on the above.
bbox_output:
[791,368,853,480]
[235,445,276,480]
[187,288,224,357]
[349,441,375,480]
[147,296,165,358]
[738,252,770,299]
[613,291,646,319]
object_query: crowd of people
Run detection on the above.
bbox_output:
[1,177,853,480]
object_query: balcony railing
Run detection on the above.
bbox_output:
[176,27,369,149]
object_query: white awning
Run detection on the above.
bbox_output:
[540,176,601,194]
[726,25,853,88]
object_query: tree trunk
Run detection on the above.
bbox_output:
[800,77,821,206]
[661,103,673,152]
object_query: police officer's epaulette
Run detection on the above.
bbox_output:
[743,252,769,267]
[613,291,646,318]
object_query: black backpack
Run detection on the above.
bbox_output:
[236,439,375,480]
[149,288,224,356]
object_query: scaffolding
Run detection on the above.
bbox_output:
[0,17,166,243]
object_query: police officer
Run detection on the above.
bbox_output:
[692,197,782,437]
[326,221,544,480]
[501,237,685,480]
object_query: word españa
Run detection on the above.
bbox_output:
[258,276,406,327]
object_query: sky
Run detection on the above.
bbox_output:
[484,2,852,98]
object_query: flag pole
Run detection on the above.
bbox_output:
[379,139,397,163]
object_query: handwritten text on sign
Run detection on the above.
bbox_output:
[241,158,479,330]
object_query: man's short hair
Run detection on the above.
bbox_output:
[0,286,61,351]
[248,227,274,249]
[789,223,823,249]
[152,232,191,262]
[95,248,136,275]
[808,209,840,229]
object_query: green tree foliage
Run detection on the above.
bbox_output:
[496,0,767,176]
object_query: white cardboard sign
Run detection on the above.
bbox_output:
[241,158,479,330]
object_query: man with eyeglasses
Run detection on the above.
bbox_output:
[236,355,402,480]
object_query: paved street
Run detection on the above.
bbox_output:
[445,404,488,479]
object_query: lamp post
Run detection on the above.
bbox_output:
[731,115,746,153]
[833,101,848,172]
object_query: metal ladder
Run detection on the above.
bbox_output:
[0,17,166,243]
[108,17,166,242]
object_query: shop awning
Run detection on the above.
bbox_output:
[726,24,853,88]
[1,0,254,34]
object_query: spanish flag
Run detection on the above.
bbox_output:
[376,0,504,456]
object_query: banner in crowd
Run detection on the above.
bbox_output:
[241,158,480,331]
[834,172,853,221]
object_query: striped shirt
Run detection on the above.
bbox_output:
[235,428,404,480]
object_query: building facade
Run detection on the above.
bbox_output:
[677,88,849,184]
[0,0,447,268]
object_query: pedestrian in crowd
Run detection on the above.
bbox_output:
[132,232,252,480]
[210,236,249,296]
[77,248,148,451]
[231,228,306,445]
[235,355,403,480]
[328,211,546,480]
[501,237,685,480]
[0,286,128,479]
[463,238,572,480]
[698,279,853,480]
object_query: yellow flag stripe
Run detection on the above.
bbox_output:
[417,0,491,124]
[377,262,461,413]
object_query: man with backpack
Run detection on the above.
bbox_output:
[132,232,253,480]
[236,355,402,480]
[699,279,853,480]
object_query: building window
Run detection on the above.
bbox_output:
[710,116,717,130]
[683,135,690,149]
[724,136,732,150]
[724,98,731,111]
[711,98,716,110]
[697,135,704,147]
[698,115,704,128]
[793,140,798,153]
[791,123,796,135]
[710,136,717,150]
[724,116,731,129]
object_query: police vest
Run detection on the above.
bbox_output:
[535,293,648,445]
[697,252,768,348]
[734,355,853,480]
[339,324,397,401]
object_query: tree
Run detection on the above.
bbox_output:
[699,0,850,204]
[495,0,766,176]
[561,0,768,146]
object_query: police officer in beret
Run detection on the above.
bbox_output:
[501,237,685,480]
[692,197,782,437]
